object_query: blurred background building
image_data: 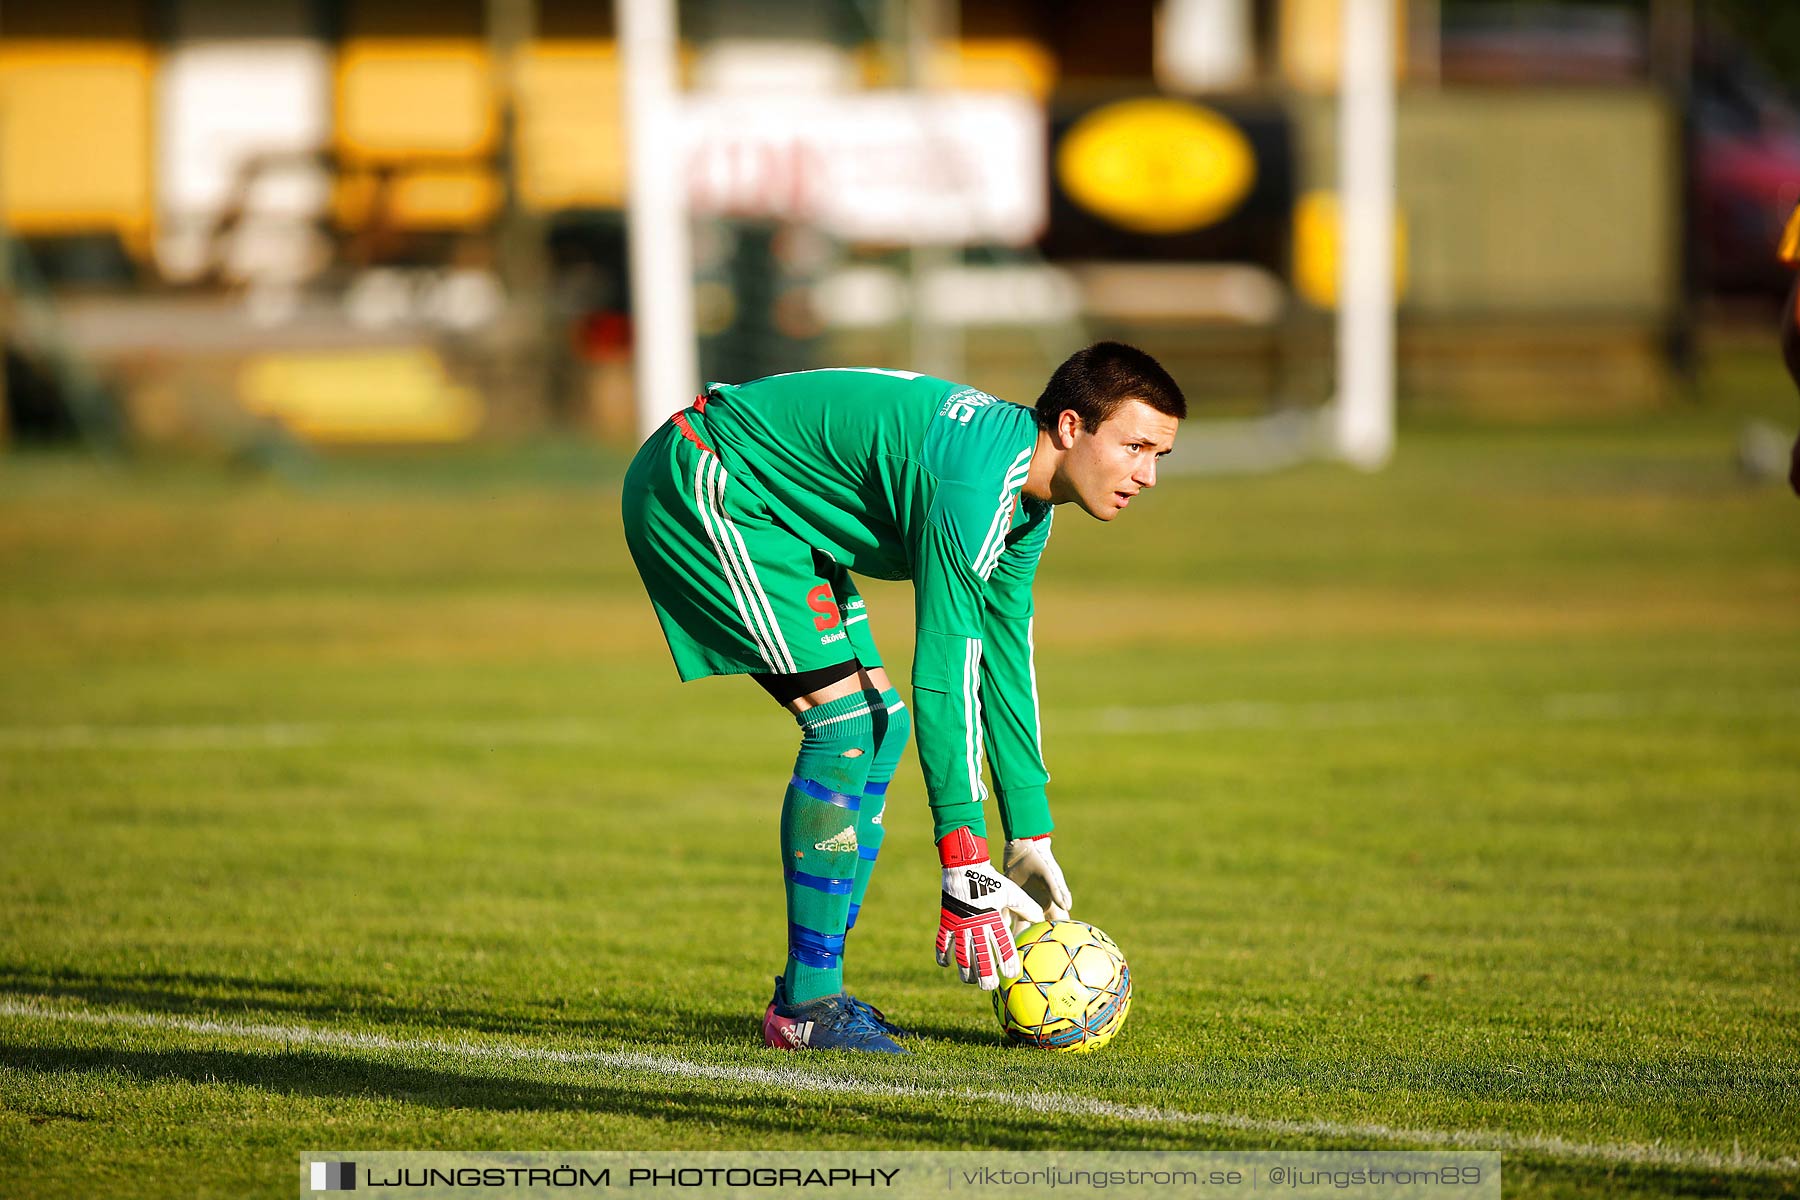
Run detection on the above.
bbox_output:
[1,0,1795,456]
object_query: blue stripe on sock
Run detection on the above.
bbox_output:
[857,845,879,862]
[862,780,890,797]
[845,903,861,930]
[788,924,845,968]
[784,865,855,895]
[789,775,861,811]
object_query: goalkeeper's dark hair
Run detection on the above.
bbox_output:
[1034,342,1187,434]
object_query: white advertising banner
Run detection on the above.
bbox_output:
[156,39,331,281]
[682,91,1046,246]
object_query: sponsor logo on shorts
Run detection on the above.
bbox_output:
[806,584,840,631]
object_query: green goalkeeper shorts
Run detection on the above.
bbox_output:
[622,407,884,682]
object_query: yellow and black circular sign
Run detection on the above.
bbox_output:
[1056,98,1257,235]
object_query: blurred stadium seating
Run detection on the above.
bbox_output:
[0,0,1790,452]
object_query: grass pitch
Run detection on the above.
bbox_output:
[2,393,1798,1198]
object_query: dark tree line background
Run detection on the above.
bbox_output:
[1441,1,1800,99]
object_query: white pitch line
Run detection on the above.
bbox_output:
[1,999,1792,1176]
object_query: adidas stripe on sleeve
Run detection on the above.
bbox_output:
[909,400,1041,842]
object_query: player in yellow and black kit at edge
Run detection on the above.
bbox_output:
[1777,204,1800,495]
[621,344,1186,1052]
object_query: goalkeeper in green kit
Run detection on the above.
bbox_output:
[621,343,1185,1053]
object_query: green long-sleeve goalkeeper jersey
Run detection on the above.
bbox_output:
[698,367,1054,841]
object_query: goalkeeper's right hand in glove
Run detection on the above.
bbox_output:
[935,827,1044,990]
[1003,834,1072,938]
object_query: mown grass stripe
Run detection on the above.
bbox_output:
[2,999,1792,1176]
[1089,689,1800,733]
[4,687,1798,752]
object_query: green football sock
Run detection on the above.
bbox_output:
[847,688,909,932]
[781,691,879,1004]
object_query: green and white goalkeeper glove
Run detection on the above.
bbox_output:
[1003,835,1072,937]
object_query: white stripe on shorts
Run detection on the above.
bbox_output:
[692,455,780,672]
[702,457,798,673]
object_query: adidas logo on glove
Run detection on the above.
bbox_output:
[964,869,1003,898]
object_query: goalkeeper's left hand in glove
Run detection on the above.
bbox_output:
[1003,834,1072,937]
[936,827,1044,990]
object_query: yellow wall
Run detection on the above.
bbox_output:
[336,38,496,160]
[0,33,1066,244]
[1278,0,1409,93]
[0,41,154,245]
[515,40,626,210]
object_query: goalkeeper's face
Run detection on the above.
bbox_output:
[1055,399,1179,521]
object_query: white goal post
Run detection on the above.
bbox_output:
[621,0,1397,468]
[1334,0,1398,470]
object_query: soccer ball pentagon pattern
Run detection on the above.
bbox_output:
[993,920,1132,1051]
